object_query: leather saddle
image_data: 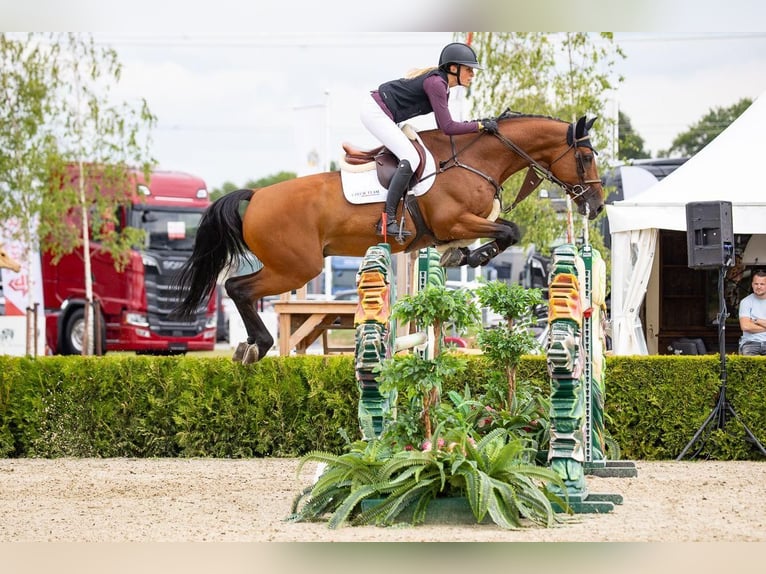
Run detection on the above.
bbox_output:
[341,131,428,189]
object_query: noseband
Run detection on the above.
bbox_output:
[554,130,602,202]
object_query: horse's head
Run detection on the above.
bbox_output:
[551,116,605,220]
[488,112,605,220]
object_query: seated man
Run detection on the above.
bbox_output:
[738,269,766,355]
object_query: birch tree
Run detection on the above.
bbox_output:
[0,33,156,355]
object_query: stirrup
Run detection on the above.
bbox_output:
[376,219,411,240]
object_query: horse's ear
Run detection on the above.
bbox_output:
[575,116,587,138]
[585,116,598,133]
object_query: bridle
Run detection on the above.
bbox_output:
[545,135,600,189]
[435,116,602,213]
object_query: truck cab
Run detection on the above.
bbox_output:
[43,169,217,354]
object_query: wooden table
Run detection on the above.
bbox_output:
[272,300,358,356]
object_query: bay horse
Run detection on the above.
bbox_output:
[174,112,605,364]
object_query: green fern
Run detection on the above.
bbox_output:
[289,428,569,529]
[487,480,524,528]
[355,475,442,526]
[453,460,492,522]
[327,484,379,529]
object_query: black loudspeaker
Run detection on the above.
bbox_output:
[685,201,734,269]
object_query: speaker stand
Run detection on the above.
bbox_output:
[677,266,766,460]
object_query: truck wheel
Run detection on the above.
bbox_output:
[61,307,106,356]
[62,308,85,355]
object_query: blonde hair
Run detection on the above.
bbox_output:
[404,66,437,79]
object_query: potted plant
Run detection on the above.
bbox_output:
[289,423,567,528]
[288,283,568,529]
[475,282,544,406]
[387,285,480,439]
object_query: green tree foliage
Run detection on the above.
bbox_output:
[0,33,156,354]
[391,285,480,351]
[0,34,62,302]
[476,282,544,405]
[209,171,296,202]
[1,33,156,265]
[43,34,156,267]
[618,110,650,160]
[466,33,624,256]
[388,285,480,439]
[664,98,752,157]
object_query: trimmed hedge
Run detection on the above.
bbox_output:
[0,355,356,458]
[1,354,765,459]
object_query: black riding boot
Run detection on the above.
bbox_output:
[378,159,413,239]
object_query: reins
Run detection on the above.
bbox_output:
[438,137,505,197]
[495,130,601,210]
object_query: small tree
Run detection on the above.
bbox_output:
[383,285,480,439]
[476,282,544,406]
[391,285,480,354]
[48,35,156,355]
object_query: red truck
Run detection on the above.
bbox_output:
[42,169,217,355]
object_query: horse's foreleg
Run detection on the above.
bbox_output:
[465,219,521,268]
[467,242,501,268]
[495,218,521,250]
[434,211,522,270]
[225,272,274,363]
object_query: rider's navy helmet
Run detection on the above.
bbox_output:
[438,42,482,70]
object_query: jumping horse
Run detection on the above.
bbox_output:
[174,112,605,364]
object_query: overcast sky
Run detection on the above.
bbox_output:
[89,31,766,191]
[5,0,766,191]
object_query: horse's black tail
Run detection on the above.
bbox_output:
[172,188,254,319]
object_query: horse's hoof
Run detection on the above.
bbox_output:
[232,342,249,362]
[467,243,500,268]
[439,248,468,267]
[241,344,261,365]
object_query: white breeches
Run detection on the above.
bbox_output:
[360,96,422,171]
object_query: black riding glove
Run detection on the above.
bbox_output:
[479,118,499,134]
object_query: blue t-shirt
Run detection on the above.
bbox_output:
[738,293,766,343]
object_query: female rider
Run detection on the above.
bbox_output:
[360,41,498,239]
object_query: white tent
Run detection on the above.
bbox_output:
[606,91,766,355]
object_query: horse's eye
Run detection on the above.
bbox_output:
[581,154,594,166]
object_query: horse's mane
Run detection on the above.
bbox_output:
[497,110,568,124]
[496,110,593,149]
[414,110,570,141]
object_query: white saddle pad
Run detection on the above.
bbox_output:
[339,131,437,205]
